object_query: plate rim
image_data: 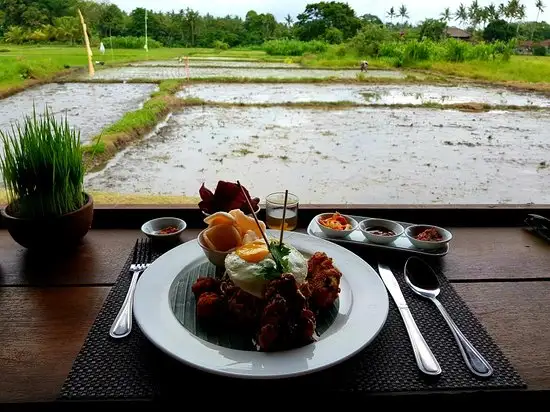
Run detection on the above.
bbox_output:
[133,230,389,379]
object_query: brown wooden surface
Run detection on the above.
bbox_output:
[0,283,548,402]
[0,216,549,403]
[1,227,549,286]
[0,287,109,403]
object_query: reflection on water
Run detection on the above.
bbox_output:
[85,106,550,205]
[177,83,549,107]
[82,66,406,80]
[0,82,157,144]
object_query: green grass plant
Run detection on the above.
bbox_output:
[0,105,85,219]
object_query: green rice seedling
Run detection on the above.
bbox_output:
[0,105,85,219]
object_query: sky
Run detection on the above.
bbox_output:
[110,0,546,26]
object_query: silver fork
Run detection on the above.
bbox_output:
[109,239,152,339]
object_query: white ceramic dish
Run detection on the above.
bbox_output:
[197,228,236,267]
[141,217,187,240]
[133,229,389,379]
[404,224,453,250]
[358,218,404,245]
[307,214,450,257]
[315,213,358,238]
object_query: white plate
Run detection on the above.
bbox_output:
[133,230,389,379]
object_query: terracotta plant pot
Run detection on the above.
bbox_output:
[1,192,94,250]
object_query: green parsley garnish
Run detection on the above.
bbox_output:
[258,240,291,280]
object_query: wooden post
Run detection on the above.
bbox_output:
[78,9,94,78]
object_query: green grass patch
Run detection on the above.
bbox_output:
[429,56,550,84]
[175,98,549,113]
[0,45,280,96]
[182,75,436,84]
[82,79,186,171]
[0,188,199,207]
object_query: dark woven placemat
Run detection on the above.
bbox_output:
[58,238,526,400]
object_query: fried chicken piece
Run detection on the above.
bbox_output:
[298,309,316,341]
[225,286,263,331]
[192,277,221,299]
[305,252,342,310]
[257,274,316,352]
[196,292,224,320]
[264,274,306,310]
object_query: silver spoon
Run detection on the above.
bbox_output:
[404,256,494,378]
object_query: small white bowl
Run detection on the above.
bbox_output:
[141,217,187,242]
[197,228,236,267]
[405,224,453,250]
[316,213,358,238]
[358,218,404,245]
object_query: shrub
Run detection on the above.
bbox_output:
[262,39,328,56]
[325,27,344,44]
[213,40,230,50]
[533,45,547,56]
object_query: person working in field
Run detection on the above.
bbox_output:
[360,61,369,71]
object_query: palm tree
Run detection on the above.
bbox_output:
[455,3,469,27]
[479,7,490,29]
[535,0,546,23]
[285,14,293,29]
[399,4,409,24]
[532,0,546,39]
[468,0,482,32]
[505,0,520,24]
[440,7,452,23]
[387,7,396,24]
[486,4,500,22]
[516,3,526,36]
[498,3,508,19]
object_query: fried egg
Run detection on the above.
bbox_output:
[224,238,308,298]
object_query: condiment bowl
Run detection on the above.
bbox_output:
[141,217,187,243]
[405,224,453,250]
[197,228,236,267]
[315,213,358,239]
[358,218,404,245]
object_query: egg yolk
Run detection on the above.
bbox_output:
[236,239,269,263]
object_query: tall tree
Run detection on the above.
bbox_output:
[98,3,126,38]
[468,0,482,32]
[440,7,452,23]
[284,13,293,28]
[485,4,500,22]
[455,3,469,27]
[399,4,409,24]
[532,0,546,39]
[361,13,383,25]
[295,2,361,41]
[386,6,396,24]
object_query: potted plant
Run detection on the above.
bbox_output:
[0,106,94,250]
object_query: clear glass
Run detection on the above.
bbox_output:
[265,192,299,231]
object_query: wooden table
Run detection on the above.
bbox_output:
[1,208,550,405]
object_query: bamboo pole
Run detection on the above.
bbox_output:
[78,9,94,78]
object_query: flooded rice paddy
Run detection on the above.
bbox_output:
[83,66,405,81]
[2,59,548,205]
[177,83,550,107]
[0,82,157,144]
[85,106,550,204]
[128,59,302,68]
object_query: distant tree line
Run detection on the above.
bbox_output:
[0,0,548,48]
